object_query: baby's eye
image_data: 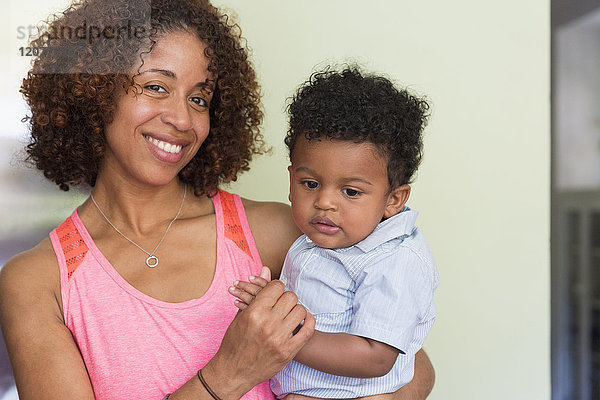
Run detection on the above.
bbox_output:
[301,180,319,189]
[343,188,361,197]
[144,84,166,93]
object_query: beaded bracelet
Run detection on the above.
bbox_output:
[162,394,171,400]
[197,369,223,400]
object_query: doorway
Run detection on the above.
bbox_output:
[552,1,600,399]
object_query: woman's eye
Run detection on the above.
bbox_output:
[190,97,208,107]
[302,180,319,189]
[343,188,360,197]
[145,84,166,93]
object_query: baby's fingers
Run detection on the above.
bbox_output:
[229,274,270,308]
[235,279,267,295]
[228,284,256,305]
[249,274,269,288]
[234,299,248,311]
[259,266,272,281]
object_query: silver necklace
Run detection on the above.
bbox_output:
[90,185,186,268]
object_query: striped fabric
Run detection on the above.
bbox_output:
[271,208,439,399]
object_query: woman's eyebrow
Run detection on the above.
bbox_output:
[140,68,176,78]
[138,68,214,90]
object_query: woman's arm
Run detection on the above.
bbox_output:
[169,280,315,399]
[0,240,96,399]
[243,200,302,279]
[393,349,435,399]
[0,239,315,400]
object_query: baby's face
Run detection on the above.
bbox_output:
[289,136,396,249]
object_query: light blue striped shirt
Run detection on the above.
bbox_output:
[271,208,438,399]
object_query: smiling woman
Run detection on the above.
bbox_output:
[20,0,264,195]
[0,0,434,399]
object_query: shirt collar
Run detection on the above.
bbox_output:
[354,207,418,253]
[302,207,418,253]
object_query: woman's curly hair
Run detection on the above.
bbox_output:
[21,0,265,195]
[285,66,430,188]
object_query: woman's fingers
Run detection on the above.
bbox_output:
[249,279,286,309]
[252,281,311,339]
[270,289,300,317]
[290,307,315,346]
[248,281,310,341]
[245,281,312,342]
[211,282,314,389]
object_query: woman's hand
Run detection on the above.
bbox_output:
[202,278,315,399]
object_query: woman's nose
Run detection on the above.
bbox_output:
[161,96,193,132]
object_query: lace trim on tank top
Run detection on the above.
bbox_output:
[56,190,253,280]
[56,216,89,279]
[219,190,254,261]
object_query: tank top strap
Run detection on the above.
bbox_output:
[212,189,262,265]
[51,212,89,280]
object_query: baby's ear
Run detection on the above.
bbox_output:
[384,184,411,218]
[288,165,293,203]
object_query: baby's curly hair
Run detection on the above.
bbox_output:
[21,0,265,195]
[285,66,429,188]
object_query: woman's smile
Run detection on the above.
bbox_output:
[144,135,185,163]
[143,134,189,163]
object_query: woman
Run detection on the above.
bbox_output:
[0,0,434,398]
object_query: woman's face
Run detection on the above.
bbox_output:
[101,31,214,187]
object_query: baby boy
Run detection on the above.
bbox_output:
[234,66,439,399]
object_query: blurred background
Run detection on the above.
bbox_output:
[0,0,595,399]
[552,1,600,399]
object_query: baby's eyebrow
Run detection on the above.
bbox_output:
[344,177,374,186]
[294,166,315,174]
[295,167,374,186]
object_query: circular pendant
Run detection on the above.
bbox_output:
[146,255,159,268]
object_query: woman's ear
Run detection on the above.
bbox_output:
[384,184,411,218]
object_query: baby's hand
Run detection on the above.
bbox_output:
[229,266,271,310]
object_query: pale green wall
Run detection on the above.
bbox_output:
[217,1,551,399]
[4,1,551,398]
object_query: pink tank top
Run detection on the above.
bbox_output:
[49,190,275,400]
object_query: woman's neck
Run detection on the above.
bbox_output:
[86,175,187,236]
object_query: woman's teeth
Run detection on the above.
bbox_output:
[145,136,183,154]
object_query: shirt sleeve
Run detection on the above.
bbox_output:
[347,246,435,354]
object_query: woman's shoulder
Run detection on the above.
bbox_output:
[240,198,301,277]
[241,197,291,220]
[0,237,61,309]
[2,237,58,275]
[240,197,299,238]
